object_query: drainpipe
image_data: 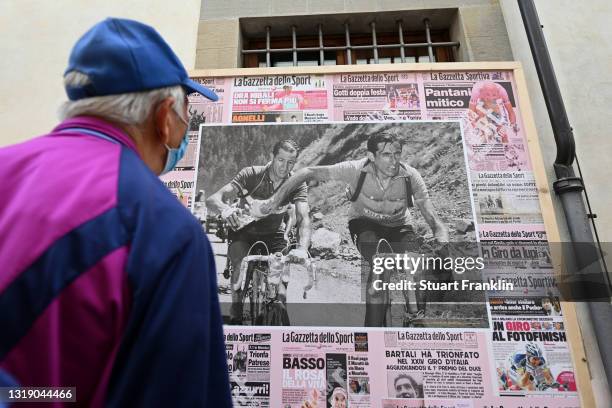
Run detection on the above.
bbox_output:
[517,0,612,392]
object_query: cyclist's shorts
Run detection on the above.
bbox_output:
[348,218,419,251]
[228,229,287,254]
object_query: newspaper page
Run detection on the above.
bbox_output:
[160,167,197,209]
[381,330,488,405]
[231,74,328,122]
[279,330,366,408]
[492,316,578,396]
[188,77,231,127]
[472,171,543,225]
[331,72,421,121]
[420,71,531,172]
[225,329,272,407]
[481,239,563,316]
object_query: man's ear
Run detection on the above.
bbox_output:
[366,151,375,162]
[153,97,176,145]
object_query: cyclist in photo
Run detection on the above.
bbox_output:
[207,139,311,324]
[506,342,558,391]
[271,85,306,110]
[253,132,449,326]
[468,81,517,143]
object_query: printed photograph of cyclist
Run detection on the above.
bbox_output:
[387,373,423,399]
[478,193,504,214]
[499,342,567,392]
[197,121,486,328]
[467,80,518,144]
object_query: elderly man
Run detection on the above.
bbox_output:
[0,18,231,406]
[255,132,449,326]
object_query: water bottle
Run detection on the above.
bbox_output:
[236,259,249,291]
[268,253,283,285]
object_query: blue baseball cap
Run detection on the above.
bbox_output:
[64,18,218,101]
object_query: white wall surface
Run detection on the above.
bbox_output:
[0,0,201,146]
[501,1,612,406]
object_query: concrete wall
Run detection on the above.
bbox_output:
[499,0,612,245]
[196,0,513,68]
[500,1,612,406]
[0,0,201,147]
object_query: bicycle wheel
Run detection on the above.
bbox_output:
[239,263,256,325]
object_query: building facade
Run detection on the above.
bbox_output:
[1,0,610,405]
[194,0,610,404]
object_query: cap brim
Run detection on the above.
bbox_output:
[183,78,219,102]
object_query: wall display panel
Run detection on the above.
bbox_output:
[160,63,591,407]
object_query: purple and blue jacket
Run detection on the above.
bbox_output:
[0,116,231,407]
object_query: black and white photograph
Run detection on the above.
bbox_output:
[196,121,487,328]
[478,193,505,214]
[386,372,424,399]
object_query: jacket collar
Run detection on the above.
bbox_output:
[53,116,140,156]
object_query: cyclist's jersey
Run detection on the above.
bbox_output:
[470,81,511,114]
[231,163,308,234]
[327,158,429,227]
[508,353,549,387]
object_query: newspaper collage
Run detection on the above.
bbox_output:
[161,69,581,407]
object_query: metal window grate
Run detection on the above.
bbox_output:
[242,19,459,67]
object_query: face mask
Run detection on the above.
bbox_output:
[160,106,190,175]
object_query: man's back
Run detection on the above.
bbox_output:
[0,117,231,407]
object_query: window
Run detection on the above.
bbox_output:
[242,17,458,68]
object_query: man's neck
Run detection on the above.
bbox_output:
[372,165,396,183]
[268,168,285,186]
[120,120,164,175]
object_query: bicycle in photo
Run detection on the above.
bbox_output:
[373,238,455,327]
[372,239,421,327]
[233,241,317,326]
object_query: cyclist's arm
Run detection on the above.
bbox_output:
[543,367,555,384]
[416,199,449,242]
[206,182,238,215]
[268,166,329,209]
[243,255,270,262]
[504,101,517,125]
[408,167,449,243]
[295,200,311,250]
[268,161,360,211]
[284,204,297,239]
[468,83,484,118]
[468,101,484,118]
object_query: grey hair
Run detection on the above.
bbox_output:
[59,71,185,125]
